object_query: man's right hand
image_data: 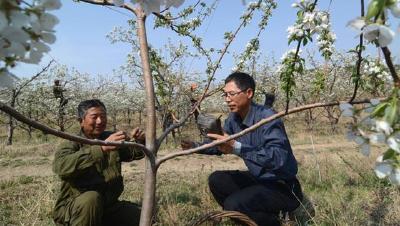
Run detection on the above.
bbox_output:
[101,131,127,152]
[181,140,195,150]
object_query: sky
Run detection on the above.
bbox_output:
[10,0,400,81]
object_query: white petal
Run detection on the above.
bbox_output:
[37,0,62,10]
[0,11,7,31]
[166,0,185,8]
[370,99,380,106]
[10,10,30,28]
[360,143,370,156]
[347,18,366,30]
[41,32,56,44]
[342,109,353,117]
[32,41,50,53]
[0,71,19,88]
[354,136,366,145]
[387,136,400,153]
[141,0,161,15]
[390,4,400,18]
[375,162,393,179]
[363,24,379,42]
[113,0,124,6]
[376,120,393,135]
[369,133,386,144]
[8,41,26,58]
[39,13,59,31]
[377,25,395,47]
[346,131,356,141]
[339,103,353,111]
[1,26,30,44]
[389,168,400,185]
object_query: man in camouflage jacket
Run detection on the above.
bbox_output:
[52,99,145,226]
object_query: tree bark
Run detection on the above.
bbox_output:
[6,90,16,145]
[135,8,158,226]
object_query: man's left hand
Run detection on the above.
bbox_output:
[131,127,145,143]
[206,133,235,154]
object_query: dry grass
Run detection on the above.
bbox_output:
[0,120,399,225]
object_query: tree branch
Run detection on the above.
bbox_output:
[349,0,365,102]
[0,100,153,158]
[156,97,378,167]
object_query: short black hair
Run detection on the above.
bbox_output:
[77,99,106,121]
[225,72,256,97]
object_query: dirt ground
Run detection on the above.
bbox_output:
[0,141,358,180]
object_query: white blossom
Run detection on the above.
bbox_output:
[39,13,59,31]
[389,3,400,18]
[0,11,7,31]
[389,169,400,185]
[375,161,393,179]
[360,143,371,156]
[340,103,353,117]
[114,0,125,6]
[387,134,400,153]
[363,24,395,47]
[0,70,19,88]
[130,0,185,15]
[37,0,62,10]
[369,133,386,144]
[375,120,393,135]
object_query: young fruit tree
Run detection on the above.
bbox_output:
[1,0,400,226]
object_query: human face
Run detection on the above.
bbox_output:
[80,107,107,139]
[223,81,253,118]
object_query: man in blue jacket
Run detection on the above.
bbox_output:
[182,72,302,226]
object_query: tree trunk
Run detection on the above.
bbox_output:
[6,90,16,145]
[135,9,157,226]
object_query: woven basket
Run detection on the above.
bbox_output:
[190,210,257,226]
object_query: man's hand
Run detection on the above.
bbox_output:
[206,133,235,154]
[101,131,128,152]
[181,140,195,150]
[131,127,145,143]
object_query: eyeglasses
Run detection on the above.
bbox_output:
[221,90,245,98]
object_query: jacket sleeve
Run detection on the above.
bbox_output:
[53,141,105,180]
[239,119,290,177]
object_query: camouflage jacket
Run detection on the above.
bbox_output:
[52,131,144,218]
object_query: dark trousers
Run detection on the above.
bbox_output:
[208,170,303,226]
[55,191,141,226]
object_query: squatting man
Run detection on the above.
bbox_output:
[52,99,145,226]
[182,72,303,226]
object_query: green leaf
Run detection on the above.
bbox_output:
[383,149,397,160]
[385,99,398,124]
[366,0,385,20]
[371,102,389,118]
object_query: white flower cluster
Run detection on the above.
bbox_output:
[0,0,61,88]
[276,49,302,74]
[115,0,185,15]
[340,98,400,185]
[316,13,336,60]
[288,2,334,40]
[362,60,390,81]
[347,0,400,47]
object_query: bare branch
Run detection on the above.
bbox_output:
[0,100,153,157]
[156,97,379,167]
[349,0,365,102]
[381,47,400,88]
[157,0,267,146]
[15,60,54,97]
[78,0,137,15]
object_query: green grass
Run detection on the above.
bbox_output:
[0,120,399,225]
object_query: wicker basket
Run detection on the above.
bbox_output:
[190,210,257,226]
